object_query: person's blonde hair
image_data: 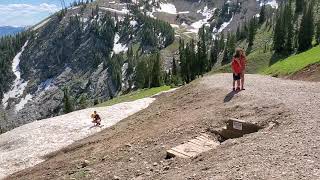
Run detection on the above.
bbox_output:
[239,48,246,58]
[234,48,242,58]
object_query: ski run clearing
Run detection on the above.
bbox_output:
[0,97,156,179]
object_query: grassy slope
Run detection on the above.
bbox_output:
[264,46,320,76]
[96,86,171,107]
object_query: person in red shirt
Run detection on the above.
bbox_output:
[239,48,247,90]
[231,48,242,91]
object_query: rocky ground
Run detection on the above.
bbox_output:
[7,73,320,180]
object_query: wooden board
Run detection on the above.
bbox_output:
[166,134,220,158]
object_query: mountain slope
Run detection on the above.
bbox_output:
[0,1,175,132]
[7,73,320,180]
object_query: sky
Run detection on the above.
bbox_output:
[0,0,75,27]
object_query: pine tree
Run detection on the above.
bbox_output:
[108,54,122,90]
[221,48,229,66]
[298,2,314,52]
[78,94,87,110]
[273,5,286,53]
[219,33,225,52]
[248,18,257,47]
[151,52,162,87]
[189,39,197,80]
[259,5,266,24]
[209,39,219,69]
[172,57,177,76]
[135,59,147,88]
[236,25,241,41]
[222,33,230,65]
[316,20,320,45]
[242,20,249,39]
[63,88,73,113]
[222,33,236,65]
[197,26,207,76]
[285,1,294,54]
[127,46,134,75]
[179,39,189,83]
[295,0,304,14]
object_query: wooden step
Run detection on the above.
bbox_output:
[166,134,220,158]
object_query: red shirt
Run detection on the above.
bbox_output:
[231,58,242,74]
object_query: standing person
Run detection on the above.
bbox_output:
[91,111,101,126]
[231,48,242,91]
[239,48,247,90]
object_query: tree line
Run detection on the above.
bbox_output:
[274,0,320,54]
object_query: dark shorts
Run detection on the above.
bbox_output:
[233,73,241,80]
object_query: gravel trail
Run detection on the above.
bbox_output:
[170,73,320,179]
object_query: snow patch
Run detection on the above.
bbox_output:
[156,3,189,15]
[37,78,54,93]
[2,40,30,111]
[260,0,278,9]
[189,7,216,33]
[218,16,233,33]
[170,24,179,28]
[113,33,128,54]
[157,3,177,14]
[100,7,130,15]
[130,20,138,27]
[32,18,50,31]
[121,63,129,88]
[15,94,32,112]
[146,7,157,18]
[178,11,190,14]
[70,6,80,10]
[0,98,155,179]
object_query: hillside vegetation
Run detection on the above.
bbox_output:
[264,45,320,76]
[96,86,171,107]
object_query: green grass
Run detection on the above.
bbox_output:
[212,51,276,74]
[96,86,172,107]
[264,46,320,76]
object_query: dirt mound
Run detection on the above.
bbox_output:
[7,74,320,180]
[288,63,320,82]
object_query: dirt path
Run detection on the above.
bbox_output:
[7,73,320,180]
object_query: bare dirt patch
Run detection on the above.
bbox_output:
[287,63,320,82]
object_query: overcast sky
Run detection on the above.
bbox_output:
[0,0,75,27]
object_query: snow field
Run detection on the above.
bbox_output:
[0,98,155,179]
